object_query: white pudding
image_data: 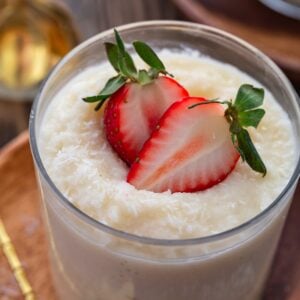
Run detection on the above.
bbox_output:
[35,48,298,300]
[40,50,296,239]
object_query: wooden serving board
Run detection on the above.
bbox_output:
[172,0,300,85]
[0,132,300,299]
[0,132,56,299]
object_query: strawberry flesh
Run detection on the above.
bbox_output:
[127,97,240,193]
[104,76,188,164]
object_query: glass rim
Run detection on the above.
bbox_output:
[29,20,300,246]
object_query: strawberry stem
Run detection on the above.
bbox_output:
[83,29,173,110]
[188,100,230,109]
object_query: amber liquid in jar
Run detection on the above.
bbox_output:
[0,0,79,98]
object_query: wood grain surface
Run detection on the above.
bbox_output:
[0,132,56,299]
[0,132,300,299]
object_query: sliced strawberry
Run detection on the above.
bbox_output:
[104,76,188,164]
[83,30,189,165]
[127,97,240,193]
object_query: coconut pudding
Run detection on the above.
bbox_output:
[40,53,296,239]
[34,26,299,300]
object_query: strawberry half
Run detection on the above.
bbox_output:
[83,29,188,164]
[127,97,240,193]
[104,76,188,164]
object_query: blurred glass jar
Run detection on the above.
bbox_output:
[0,0,79,100]
[259,0,300,20]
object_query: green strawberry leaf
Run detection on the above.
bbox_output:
[114,29,125,55]
[133,41,166,72]
[238,109,265,128]
[112,30,137,80]
[82,75,126,110]
[118,52,138,80]
[138,70,153,85]
[98,75,126,97]
[82,95,106,103]
[236,128,266,176]
[104,42,119,72]
[235,84,264,112]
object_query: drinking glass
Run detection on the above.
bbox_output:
[29,21,300,300]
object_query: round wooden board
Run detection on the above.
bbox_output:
[172,0,300,85]
[0,132,300,299]
[0,132,56,299]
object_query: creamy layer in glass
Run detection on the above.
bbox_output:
[30,21,300,300]
[40,50,296,239]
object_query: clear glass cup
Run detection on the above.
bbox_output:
[29,21,300,300]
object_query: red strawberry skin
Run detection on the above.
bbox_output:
[127,97,240,193]
[103,76,188,165]
[103,85,132,162]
